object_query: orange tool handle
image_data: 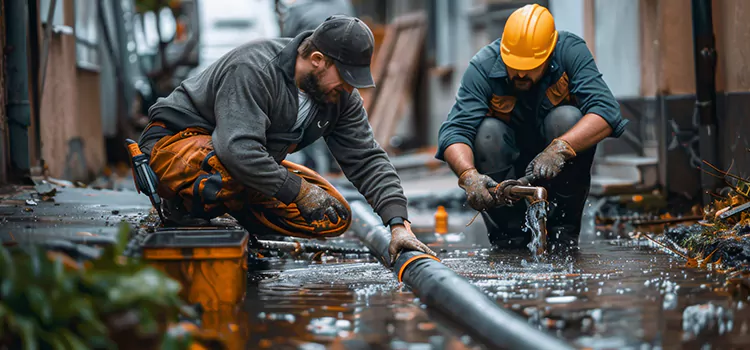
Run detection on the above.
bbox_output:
[126,139,143,157]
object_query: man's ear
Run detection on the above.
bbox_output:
[310,51,326,68]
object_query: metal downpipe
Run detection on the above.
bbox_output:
[4,0,33,173]
[349,201,572,350]
[26,0,42,174]
[691,0,720,205]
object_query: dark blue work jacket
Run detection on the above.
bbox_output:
[436,31,628,160]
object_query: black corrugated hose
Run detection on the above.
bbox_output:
[349,201,572,350]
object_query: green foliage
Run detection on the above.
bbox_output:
[0,223,191,349]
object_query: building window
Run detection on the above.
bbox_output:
[75,0,100,71]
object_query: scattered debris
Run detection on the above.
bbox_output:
[33,182,56,197]
[25,199,37,206]
[643,161,750,270]
[46,177,75,188]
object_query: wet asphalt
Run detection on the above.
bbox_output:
[1,182,748,349]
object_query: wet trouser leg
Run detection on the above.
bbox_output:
[473,106,595,248]
[540,106,596,246]
[148,127,352,238]
[474,117,529,248]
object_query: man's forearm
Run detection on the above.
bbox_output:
[558,113,613,153]
[443,143,476,176]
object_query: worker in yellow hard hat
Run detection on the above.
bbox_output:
[436,4,629,250]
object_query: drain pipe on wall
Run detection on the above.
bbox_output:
[349,201,573,350]
[4,0,33,175]
[691,0,720,206]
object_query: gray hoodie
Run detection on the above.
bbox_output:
[141,32,407,224]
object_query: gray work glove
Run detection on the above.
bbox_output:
[294,178,348,224]
[526,138,577,180]
[458,168,499,212]
[389,224,437,266]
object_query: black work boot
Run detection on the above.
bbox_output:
[483,203,531,250]
[544,181,590,248]
[538,105,596,249]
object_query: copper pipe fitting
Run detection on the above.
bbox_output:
[507,185,547,205]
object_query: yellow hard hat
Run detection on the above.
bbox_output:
[500,4,558,71]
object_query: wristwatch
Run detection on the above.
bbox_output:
[388,216,407,228]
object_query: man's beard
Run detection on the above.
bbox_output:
[299,71,331,105]
[511,76,534,91]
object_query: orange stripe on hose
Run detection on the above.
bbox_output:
[397,254,441,283]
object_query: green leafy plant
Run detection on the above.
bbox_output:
[0,223,194,349]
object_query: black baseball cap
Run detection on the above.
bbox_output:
[310,15,375,89]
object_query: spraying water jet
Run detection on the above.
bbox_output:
[495,176,549,256]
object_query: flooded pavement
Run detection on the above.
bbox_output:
[245,256,480,350]
[3,184,750,349]
[245,237,750,349]
[0,184,151,243]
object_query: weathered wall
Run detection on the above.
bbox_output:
[656,0,695,95]
[634,0,750,188]
[583,0,595,57]
[717,0,750,92]
[714,0,750,179]
[76,70,106,177]
[40,0,78,179]
[39,0,105,180]
[638,0,658,97]
[715,0,750,179]
[639,0,729,96]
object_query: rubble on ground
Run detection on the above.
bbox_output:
[663,190,750,270]
[657,173,750,270]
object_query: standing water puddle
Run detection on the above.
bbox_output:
[244,259,475,349]
[239,240,750,349]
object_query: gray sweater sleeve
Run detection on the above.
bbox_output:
[326,91,408,224]
[212,64,301,204]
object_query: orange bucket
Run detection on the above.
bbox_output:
[141,228,249,311]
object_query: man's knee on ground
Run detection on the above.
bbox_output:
[474,117,518,175]
[543,106,583,142]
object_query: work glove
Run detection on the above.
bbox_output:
[389,223,437,266]
[526,138,577,180]
[294,178,349,225]
[458,168,499,212]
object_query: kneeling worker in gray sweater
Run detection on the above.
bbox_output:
[138,15,435,263]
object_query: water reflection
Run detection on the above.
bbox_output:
[239,239,750,349]
[243,259,479,349]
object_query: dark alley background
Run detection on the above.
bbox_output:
[0,0,748,207]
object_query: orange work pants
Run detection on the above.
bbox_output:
[148,126,351,238]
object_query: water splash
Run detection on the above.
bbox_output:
[524,201,549,261]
